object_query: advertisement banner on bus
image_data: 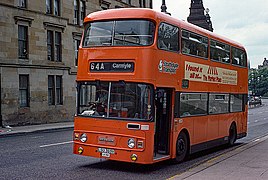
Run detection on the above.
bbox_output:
[185,61,237,85]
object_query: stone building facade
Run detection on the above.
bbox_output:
[0,0,152,127]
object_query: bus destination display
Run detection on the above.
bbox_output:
[90,62,134,72]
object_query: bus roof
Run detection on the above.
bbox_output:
[84,8,245,50]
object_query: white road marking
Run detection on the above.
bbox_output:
[40,141,73,148]
[31,136,44,139]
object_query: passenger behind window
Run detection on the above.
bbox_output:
[197,44,206,57]
[182,40,190,54]
[159,39,168,49]
[189,43,197,56]
[222,53,230,63]
[232,57,240,65]
[192,102,206,115]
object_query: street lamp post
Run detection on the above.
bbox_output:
[161,0,171,15]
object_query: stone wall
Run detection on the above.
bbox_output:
[0,0,152,126]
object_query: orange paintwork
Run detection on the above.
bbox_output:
[73,117,155,164]
[74,8,248,164]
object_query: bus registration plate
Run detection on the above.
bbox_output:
[98,148,115,157]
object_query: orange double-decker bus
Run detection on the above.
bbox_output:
[73,8,248,164]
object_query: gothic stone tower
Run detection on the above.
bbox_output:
[187,0,213,32]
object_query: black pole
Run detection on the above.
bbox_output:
[161,0,171,15]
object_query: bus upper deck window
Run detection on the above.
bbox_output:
[158,23,179,52]
[231,47,247,67]
[83,20,155,47]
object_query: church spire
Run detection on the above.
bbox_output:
[187,0,213,32]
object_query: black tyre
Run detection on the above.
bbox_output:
[174,131,189,163]
[228,123,237,146]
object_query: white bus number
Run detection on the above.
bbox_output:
[91,63,105,71]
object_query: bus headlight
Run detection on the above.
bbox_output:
[128,138,135,148]
[80,133,87,143]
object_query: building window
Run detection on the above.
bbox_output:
[74,39,80,66]
[18,25,28,59]
[56,76,63,104]
[80,1,85,26]
[19,75,29,107]
[46,0,52,14]
[18,0,27,8]
[74,0,86,25]
[46,0,60,16]
[139,0,146,7]
[100,0,110,10]
[54,0,60,16]
[55,32,61,62]
[74,0,78,24]
[47,30,61,62]
[48,75,63,105]
[122,0,131,5]
[48,75,55,105]
[47,30,53,61]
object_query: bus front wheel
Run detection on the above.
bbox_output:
[175,131,189,163]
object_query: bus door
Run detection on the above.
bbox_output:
[154,88,172,157]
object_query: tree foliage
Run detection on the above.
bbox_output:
[249,68,268,97]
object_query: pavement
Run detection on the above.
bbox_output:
[0,121,74,137]
[171,99,268,179]
[171,134,268,180]
[1,102,268,179]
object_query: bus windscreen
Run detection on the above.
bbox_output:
[78,81,153,121]
[83,20,155,47]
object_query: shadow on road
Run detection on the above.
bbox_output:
[79,159,170,173]
[77,142,246,174]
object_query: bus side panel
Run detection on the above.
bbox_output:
[207,115,219,141]
[235,109,248,136]
[171,118,194,159]
[218,115,229,138]
[242,106,248,134]
[192,116,208,145]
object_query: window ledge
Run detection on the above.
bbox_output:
[43,22,66,32]
[14,16,34,26]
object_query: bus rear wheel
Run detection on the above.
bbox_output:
[174,131,188,163]
[228,123,237,146]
